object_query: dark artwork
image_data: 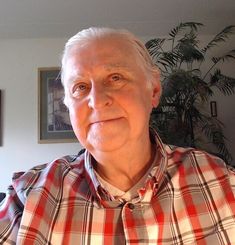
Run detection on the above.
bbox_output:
[47,78,73,132]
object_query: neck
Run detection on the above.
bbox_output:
[91,137,155,192]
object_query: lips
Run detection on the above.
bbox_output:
[90,117,123,125]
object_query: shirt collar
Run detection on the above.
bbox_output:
[84,130,168,207]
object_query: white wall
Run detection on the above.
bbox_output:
[0,34,234,192]
[0,38,81,191]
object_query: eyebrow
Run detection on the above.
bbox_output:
[65,63,132,86]
[103,63,129,70]
[65,73,85,87]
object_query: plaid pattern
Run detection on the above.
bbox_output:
[1,134,235,244]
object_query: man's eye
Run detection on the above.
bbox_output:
[72,83,90,97]
[109,74,124,83]
[111,74,121,81]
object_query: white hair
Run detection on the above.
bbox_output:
[61,27,159,106]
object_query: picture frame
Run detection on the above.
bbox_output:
[38,67,77,143]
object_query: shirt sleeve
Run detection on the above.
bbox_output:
[227,164,235,196]
[0,159,71,244]
[0,184,24,244]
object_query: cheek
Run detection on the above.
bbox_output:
[121,91,152,127]
[68,102,88,133]
[133,89,153,113]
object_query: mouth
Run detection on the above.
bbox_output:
[90,117,123,125]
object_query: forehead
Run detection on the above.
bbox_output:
[64,36,143,76]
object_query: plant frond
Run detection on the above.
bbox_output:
[210,69,235,95]
[156,60,172,71]
[169,22,203,39]
[202,25,235,53]
[192,76,213,101]
[211,49,235,64]
[162,70,193,95]
[161,52,179,65]
[177,42,204,62]
[200,116,223,136]
[178,31,199,46]
[211,131,233,163]
[198,116,233,163]
[145,38,165,58]
[153,51,182,72]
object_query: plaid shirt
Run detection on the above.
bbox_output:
[1,134,235,244]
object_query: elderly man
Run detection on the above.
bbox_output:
[1,27,235,244]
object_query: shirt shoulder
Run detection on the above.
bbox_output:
[10,154,85,204]
[164,144,235,192]
[165,144,230,170]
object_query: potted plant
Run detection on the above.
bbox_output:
[146,22,235,164]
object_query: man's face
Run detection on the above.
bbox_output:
[63,36,161,153]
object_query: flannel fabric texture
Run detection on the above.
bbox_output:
[0,133,235,244]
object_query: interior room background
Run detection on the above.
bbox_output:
[0,34,234,191]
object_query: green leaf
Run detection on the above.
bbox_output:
[210,69,235,95]
[177,42,204,62]
[211,49,235,64]
[202,25,235,53]
[145,38,165,58]
[169,22,203,39]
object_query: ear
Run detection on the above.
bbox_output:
[151,73,162,108]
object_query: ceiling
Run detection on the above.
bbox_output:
[0,0,234,39]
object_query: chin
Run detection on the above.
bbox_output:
[90,145,120,153]
[86,133,129,153]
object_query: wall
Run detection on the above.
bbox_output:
[196,37,235,165]
[0,34,234,191]
[0,38,81,191]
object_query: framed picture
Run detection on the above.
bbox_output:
[38,67,77,143]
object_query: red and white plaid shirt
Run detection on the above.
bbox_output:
[1,133,235,244]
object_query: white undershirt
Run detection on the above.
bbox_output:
[94,151,158,202]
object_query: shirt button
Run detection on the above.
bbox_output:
[127,203,135,210]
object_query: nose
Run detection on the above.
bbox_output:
[88,84,112,109]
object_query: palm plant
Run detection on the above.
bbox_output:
[146,22,235,164]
